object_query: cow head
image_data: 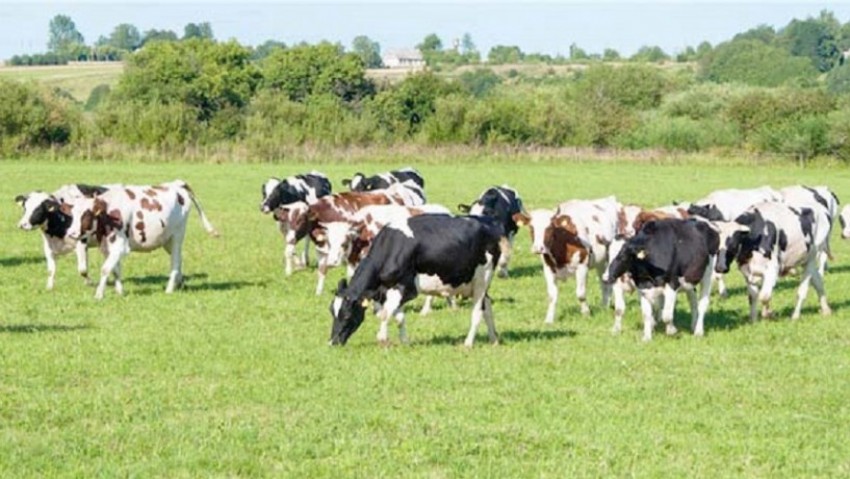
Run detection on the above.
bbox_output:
[315,221,363,266]
[713,221,751,274]
[715,210,768,274]
[261,179,304,214]
[259,177,281,213]
[15,192,72,236]
[342,173,367,191]
[329,279,367,345]
[603,236,638,285]
[602,235,628,283]
[515,209,575,256]
[687,203,725,221]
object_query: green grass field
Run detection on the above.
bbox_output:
[2,158,850,477]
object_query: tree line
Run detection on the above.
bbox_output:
[5,10,850,164]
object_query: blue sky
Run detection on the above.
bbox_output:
[3,1,850,61]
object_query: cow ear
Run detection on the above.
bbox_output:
[457,204,471,213]
[641,220,658,235]
[341,179,351,187]
[14,195,26,206]
[512,212,530,227]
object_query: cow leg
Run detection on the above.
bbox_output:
[395,310,409,344]
[661,285,678,336]
[283,241,295,276]
[377,288,403,345]
[113,261,124,296]
[693,258,715,337]
[576,263,590,316]
[758,261,780,319]
[714,272,728,299]
[686,288,698,333]
[75,241,91,286]
[301,236,310,268]
[165,233,185,294]
[42,236,57,290]
[598,266,612,308]
[420,295,434,316]
[95,240,125,300]
[465,260,495,347]
[497,235,513,278]
[810,264,832,316]
[315,255,328,295]
[483,295,498,344]
[792,258,831,319]
[639,290,656,341]
[542,264,559,324]
[612,279,627,334]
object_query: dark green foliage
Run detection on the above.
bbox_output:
[183,22,214,40]
[488,45,524,64]
[141,29,178,46]
[826,63,850,94]
[724,88,834,139]
[630,45,669,63]
[0,79,79,153]
[370,72,460,136]
[8,52,68,66]
[699,39,817,86]
[780,16,840,72]
[47,14,84,56]
[458,68,502,97]
[733,24,776,44]
[106,23,142,52]
[260,42,374,104]
[351,35,382,68]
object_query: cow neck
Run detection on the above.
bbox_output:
[43,210,71,238]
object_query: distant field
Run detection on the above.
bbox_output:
[0,62,123,102]
[2,157,850,476]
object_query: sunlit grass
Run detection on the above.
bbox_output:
[1,158,849,477]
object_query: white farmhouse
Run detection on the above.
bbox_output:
[381,49,426,69]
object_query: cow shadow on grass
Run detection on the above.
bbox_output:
[416,328,576,347]
[504,264,542,279]
[0,324,91,334]
[124,275,267,296]
[0,255,43,268]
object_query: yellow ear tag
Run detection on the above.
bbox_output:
[361,298,372,308]
[636,250,647,260]
[47,204,56,212]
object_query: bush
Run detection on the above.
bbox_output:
[84,84,111,111]
[95,100,200,148]
[699,39,817,87]
[575,64,669,110]
[751,115,830,163]
[617,113,740,151]
[0,80,80,154]
[369,72,461,136]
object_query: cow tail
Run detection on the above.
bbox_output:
[180,182,219,237]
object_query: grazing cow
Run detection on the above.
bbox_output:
[514,196,619,323]
[840,205,850,239]
[68,180,218,299]
[780,185,839,275]
[15,183,113,289]
[458,185,525,278]
[714,202,831,322]
[329,214,502,347]
[608,206,688,333]
[260,171,332,275]
[305,185,426,294]
[342,167,425,192]
[604,219,719,341]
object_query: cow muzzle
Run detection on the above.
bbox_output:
[18,222,33,231]
[531,244,547,255]
[260,203,271,214]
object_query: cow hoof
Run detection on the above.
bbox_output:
[611,326,621,335]
[693,329,704,337]
[497,270,509,279]
[641,335,653,342]
[821,306,833,316]
[665,325,678,336]
[377,339,391,347]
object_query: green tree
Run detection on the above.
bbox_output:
[351,35,382,68]
[183,22,214,40]
[733,24,776,44]
[252,40,286,60]
[700,38,817,86]
[261,42,374,103]
[141,29,178,46]
[630,45,669,63]
[780,15,839,72]
[602,48,621,61]
[461,33,476,55]
[487,45,524,64]
[569,43,589,61]
[47,14,85,56]
[108,23,141,52]
[417,33,443,65]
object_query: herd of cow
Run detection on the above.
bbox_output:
[14,167,850,346]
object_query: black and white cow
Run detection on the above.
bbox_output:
[342,167,425,192]
[687,186,782,222]
[604,219,719,341]
[714,202,831,322]
[15,183,113,290]
[329,214,503,347]
[68,180,218,299]
[260,171,332,275]
[458,185,525,278]
[780,185,839,275]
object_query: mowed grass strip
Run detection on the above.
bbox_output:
[1,158,849,477]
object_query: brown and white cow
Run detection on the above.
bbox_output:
[514,196,620,323]
[15,184,116,290]
[68,180,218,299]
[304,184,426,294]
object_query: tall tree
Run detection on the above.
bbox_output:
[351,35,382,68]
[183,22,214,40]
[109,23,142,52]
[47,14,85,55]
[461,33,476,54]
[141,29,179,46]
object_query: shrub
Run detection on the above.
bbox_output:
[0,79,80,154]
[575,64,669,110]
[84,84,111,111]
[617,113,740,151]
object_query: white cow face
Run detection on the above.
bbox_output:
[16,192,55,231]
[713,221,750,274]
[260,178,281,213]
[514,209,559,255]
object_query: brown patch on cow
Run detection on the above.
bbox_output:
[543,222,588,270]
[177,193,185,206]
[634,211,672,234]
[595,234,609,246]
[617,209,627,235]
[140,197,163,212]
[59,202,72,215]
[160,219,165,228]
[135,221,147,243]
[135,211,143,220]
[677,208,689,218]
[125,189,136,200]
[407,208,424,216]
[592,215,600,223]
[109,234,117,244]
[153,185,168,192]
[144,188,158,197]
[81,210,95,235]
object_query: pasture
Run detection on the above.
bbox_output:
[0,62,124,102]
[2,157,850,477]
